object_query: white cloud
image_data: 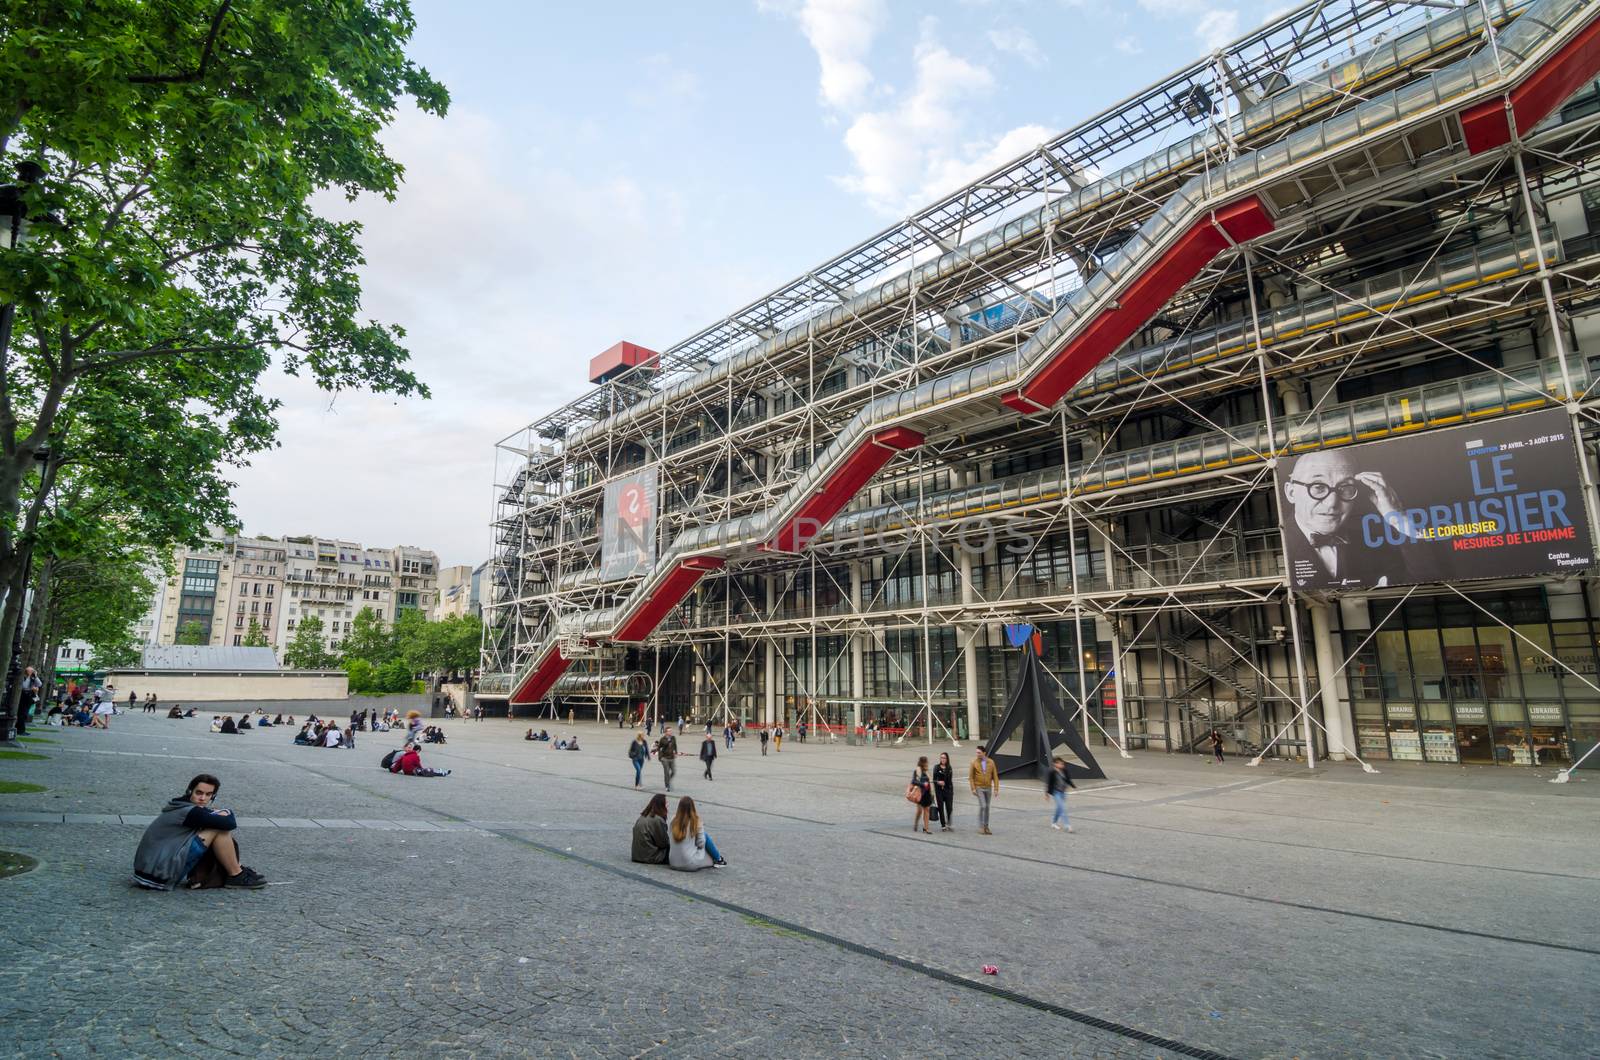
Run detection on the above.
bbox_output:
[1114,36,1143,56]
[801,24,1048,215]
[1195,9,1240,50]
[987,26,1044,67]
[228,106,760,567]
[791,0,888,109]
[1136,0,1241,51]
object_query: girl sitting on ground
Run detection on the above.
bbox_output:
[668,796,727,871]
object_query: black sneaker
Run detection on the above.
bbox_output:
[224,867,267,889]
[713,857,728,867]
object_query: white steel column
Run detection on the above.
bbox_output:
[850,561,865,734]
[1308,601,1353,760]
[763,575,777,726]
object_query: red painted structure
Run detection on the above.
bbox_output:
[1461,13,1600,153]
[589,341,660,384]
[1001,195,1275,414]
[763,427,926,552]
[511,645,572,705]
[613,556,726,642]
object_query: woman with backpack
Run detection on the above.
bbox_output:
[628,731,650,788]
[908,756,934,834]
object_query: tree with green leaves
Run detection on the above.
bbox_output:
[241,618,269,648]
[341,606,395,666]
[0,1,447,739]
[35,536,156,680]
[175,620,208,646]
[282,614,337,670]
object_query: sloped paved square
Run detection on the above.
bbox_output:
[1,715,1596,1057]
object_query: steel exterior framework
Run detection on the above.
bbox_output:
[483,0,1600,775]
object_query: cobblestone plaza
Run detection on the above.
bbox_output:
[0,714,1596,1057]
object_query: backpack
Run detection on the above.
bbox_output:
[380,749,401,771]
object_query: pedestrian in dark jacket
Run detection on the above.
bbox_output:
[932,752,955,831]
[654,728,679,791]
[1209,729,1225,763]
[133,773,266,890]
[910,756,934,833]
[628,732,650,788]
[631,793,670,864]
[1046,756,1077,833]
[759,728,769,756]
[699,735,718,780]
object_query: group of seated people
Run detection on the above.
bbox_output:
[208,710,292,734]
[381,742,450,777]
[631,794,726,870]
[419,725,447,744]
[164,704,197,719]
[522,728,580,750]
[292,717,353,748]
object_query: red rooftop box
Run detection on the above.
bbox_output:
[589,341,660,384]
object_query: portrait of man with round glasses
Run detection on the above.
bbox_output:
[1281,448,1409,589]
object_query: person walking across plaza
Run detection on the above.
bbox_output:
[699,731,718,781]
[969,745,999,835]
[909,756,934,833]
[1045,756,1075,832]
[774,724,784,752]
[759,727,769,756]
[133,773,267,890]
[723,723,734,751]
[628,731,650,789]
[932,751,955,831]
[655,726,679,791]
[1209,729,1225,764]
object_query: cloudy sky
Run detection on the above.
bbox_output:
[230,0,1279,568]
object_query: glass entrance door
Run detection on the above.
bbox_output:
[1455,724,1493,763]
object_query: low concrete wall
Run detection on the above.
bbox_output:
[104,670,347,703]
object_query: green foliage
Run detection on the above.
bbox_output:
[175,620,208,646]
[396,612,481,676]
[88,641,141,671]
[375,657,413,693]
[40,528,157,667]
[242,618,269,648]
[342,606,395,666]
[282,614,337,670]
[345,656,376,694]
[0,1,450,677]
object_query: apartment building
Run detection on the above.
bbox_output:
[152,534,441,655]
[434,564,474,620]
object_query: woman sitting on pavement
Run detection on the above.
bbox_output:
[167,705,183,720]
[631,794,671,865]
[219,716,239,735]
[293,723,315,746]
[390,743,451,778]
[668,796,727,870]
[237,715,253,731]
[272,713,284,726]
[323,723,343,748]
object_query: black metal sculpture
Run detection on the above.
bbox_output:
[987,638,1107,781]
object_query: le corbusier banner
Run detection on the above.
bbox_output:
[1278,408,1594,591]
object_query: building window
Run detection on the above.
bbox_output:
[233,635,241,646]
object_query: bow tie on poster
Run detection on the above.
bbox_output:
[1308,532,1347,547]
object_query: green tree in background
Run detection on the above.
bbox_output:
[0,0,448,736]
[342,606,395,666]
[242,618,269,648]
[283,615,337,670]
[175,620,208,646]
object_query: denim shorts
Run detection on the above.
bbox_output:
[182,834,207,879]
